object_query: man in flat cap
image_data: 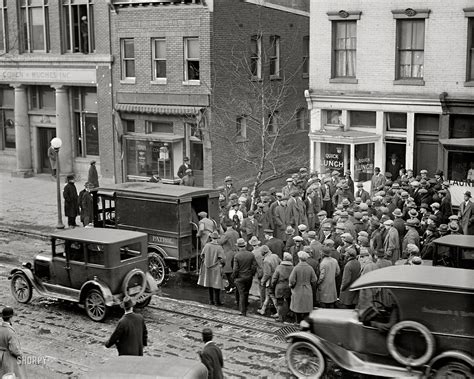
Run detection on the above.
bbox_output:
[232,238,257,316]
[180,168,195,187]
[402,219,420,258]
[289,250,317,322]
[263,228,284,260]
[199,328,223,379]
[223,176,236,203]
[218,220,239,294]
[0,307,25,378]
[371,167,386,196]
[316,247,340,309]
[197,211,215,250]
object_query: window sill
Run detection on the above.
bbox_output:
[393,79,425,86]
[464,81,474,87]
[120,78,136,85]
[151,79,167,85]
[182,80,200,86]
[251,76,262,82]
[329,77,358,84]
[270,75,281,81]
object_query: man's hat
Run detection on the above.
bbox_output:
[408,209,419,218]
[298,224,307,232]
[411,181,420,187]
[331,170,340,177]
[430,202,440,209]
[210,231,219,239]
[448,215,459,221]
[322,223,333,231]
[354,212,363,220]
[374,167,381,172]
[359,203,369,211]
[198,211,207,218]
[339,211,349,218]
[406,218,418,227]
[263,228,274,234]
[358,230,369,238]
[293,236,304,242]
[323,177,332,183]
[376,249,386,257]
[307,230,316,238]
[341,233,353,243]
[275,192,283,198]
[67,174,75,181]
[285,226,295,235]
[241,186,249,193]
[260,245,270,254]
[341,199,350,207]
[335,223,345,230]
[401,191,409,198]
[448,222,459,232]
[90,160,96,165]
[236,238,246,247]
[81,16,87,21]
[420,203,430,210]
[185,168,192,174]
[383,219,394,226]
[438,224,448,233]
[420,169,428,174]
[465,191,472,198]
[428,215,438,222]
[224,176,233,182]
[392,183,400,189]
[317,210,327,217]
[249,236,260,246]
[392,208,403,217]
[286,177,294,182]
[1,307,14,318]
[385,172,393,179]
[357,182,364,188]
[299,167,308,172]
[427,224,437,232]
[184,156,190,161]
[322,247,332,256]
[120,296,135,309]
[323,239,334,246]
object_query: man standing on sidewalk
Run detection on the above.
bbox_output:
[63,174,79,228]
[232,238,257,316]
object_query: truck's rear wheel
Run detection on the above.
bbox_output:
[433,361,472,379]
[148,252,169,286]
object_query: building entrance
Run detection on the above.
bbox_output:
[38,128,56,174]
[385,142,406,180]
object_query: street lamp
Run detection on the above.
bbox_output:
[51,137,65,229]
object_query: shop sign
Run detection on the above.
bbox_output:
[448,180,474,206]
[356,157,374,174]
[323,153,343,169]
[0,68,96,84]
[149,234,178,248]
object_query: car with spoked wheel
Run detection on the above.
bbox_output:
[286,265,473,378]
[9,228,158,322]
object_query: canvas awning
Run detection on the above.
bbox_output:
[116,103,202,116]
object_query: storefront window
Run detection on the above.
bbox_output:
[126,139,174,179]
[321,143,345,175]
[0,87,14,149]
[448,152,474,182]
[354,143,375,182]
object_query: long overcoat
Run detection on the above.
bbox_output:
[0,321,25,378]
[218,227,239,274]
[88,164,99,188]
[384,227,400,264]
[339,257,361,306]
[197,240,225,289]
[317,256,340,303]
[289,261,317,313]
[459,200,474,235]
[271,261,293,298]
[47,146,57,170]
[63,182,79,217]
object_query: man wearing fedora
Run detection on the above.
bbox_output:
[105,296,147,356]
[198,231,225,306]
[459,191,474,235]
[78,182,94,227]
[0,307,25,378]
[232,238,257,316]
[386,154,402,180]
[88,160,99,188]
[177,156,191,179]
[63,174,79,228]
[402,219,420,258]
[198,328,223,379]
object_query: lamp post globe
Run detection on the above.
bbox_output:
[51,137,65,229]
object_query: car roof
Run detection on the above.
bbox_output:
[433,235,474,247]
[50,228,147,244]
[96,182,219,200]
[83,356,208,379]
[350,265,474,293]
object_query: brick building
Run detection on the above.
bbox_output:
[110,0,309,187]
[307,1,474,189]
[0,1,114,181]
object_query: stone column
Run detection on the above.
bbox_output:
[12,84,33,177]
[53,85,73,175]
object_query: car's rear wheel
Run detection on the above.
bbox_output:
[122,268,147,300]
[85,289,108,322]
[148,252,169,286]
[286,341,325,378]
[432,361,473,379]
[11,273,33,304]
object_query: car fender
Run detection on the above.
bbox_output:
[145,272,158,293]
[80,279,114,306]
[9,268,44,292]
[426,350,474,374]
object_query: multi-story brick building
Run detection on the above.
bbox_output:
[307,1,474,193]
[0,0,114,180]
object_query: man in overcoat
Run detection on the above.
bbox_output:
[402,219,420,258]
[0,307,25,379]
[198,231,225,306]
[199,328,223,379]
[197,211,215,248]
[316,247,340,308]
[271,252,294,322]
[63,174,79,228]
[263,229,285,260]
[217,220,239,293]
[78,182,94,226]
[88,160,99,188]
[48,142,57,177]
[383,219,400,264]
[459,191,474,235]
[274,197,291,241]
[232,238,257,316]
[339,248,360,309]
[105,297,147,356]
[289,251,318,322]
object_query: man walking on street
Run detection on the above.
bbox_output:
[198,328,223,379]
[105,297,147,356]
[198,231,225,306]
[232,238,257,316]
[0,307,25,378]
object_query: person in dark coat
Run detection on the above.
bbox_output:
[271,252,294,322]
[78,182,94,226]
[63,174,79,228]
[263,229,285,260]
[386,154,402,180]
[88,160,99,188]
[232,238,257,316]
[289,250,317,322]
[199,328,223,379]
[339,248,361,309]
[355,182,370,203]
[177,156,192,179]
[198,231,225,306]
[48,142,57,177]
[105,297,147,356]
[218,220,239,293]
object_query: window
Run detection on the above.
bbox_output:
[121,38,135,80]
[355,143,375,181]
[87,244,104,265]
[29,86,55,110]
[449,115,474,139]
[20,0,49,52]
[351,111,376,128]
[53,239,66,258]
[326,110,342,125]
[302,36,309,76]
[236,116,247,140]
[184,37,199,82]
[67,241,85,262]
[415,114,439,134]
[152,38,166,81]
[296,108,308,130]
[269,35,280,78]
[468,17,474,82]
[62,0,94,54]
[385,112,407,131]
[396,20,425,79]
[146,121,173,134]
[250,34,262,79]
[333,21,356,77]
[0,0,7,52]
[73,87,98,156]
[0,86,14,149]
[126,140,174,179]
[120,243,142,261]
[124,119,135,133]
[268,111,279,134]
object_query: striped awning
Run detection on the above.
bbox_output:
[115,103,202,116]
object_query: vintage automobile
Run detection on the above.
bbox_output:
[431,235,474,269]
[9,228,158,322]
[92,182,220,285]
[83,356,208,379]
[286,265,473,378]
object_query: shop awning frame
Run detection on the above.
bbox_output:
[116,103,202,116]
[309,129,380,144]
[439,138,474,148]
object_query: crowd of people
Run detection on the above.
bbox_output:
[197,167,474,323]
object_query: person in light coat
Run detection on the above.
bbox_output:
[197,211,215,248]
[383,219,400,264]
[459,191,474,235]
[0,307,25,379]
[271,252,294,322]
[289,251,317,322]
[198,231,225,306]
[316,247,340,308]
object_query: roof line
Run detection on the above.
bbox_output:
[243,0,309,17]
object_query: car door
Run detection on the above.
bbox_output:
[66,241,87,290]
[51,238,71,287]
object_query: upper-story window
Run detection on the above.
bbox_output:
[20,0,50,52]
[184,37,200,82]
[269,35,280,78]
[396,19,425,79]
[62,0,95,54]
[152,38,166,82]
[0,0,7,53]
[29,86,55,110]
[250,34,262,79]
[302,35,309,77]
[121,38,135,81]
[236,116,247,141]
[467,15,474,83]
[0,86,14,150]
[333,21,357,78]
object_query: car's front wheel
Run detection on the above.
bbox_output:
[85,289,108,322]
[11,272,33,304]
[432,361,473,379]
[286,341,326,378]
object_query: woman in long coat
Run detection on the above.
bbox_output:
[198,232,226,306]
[289,251,317,322]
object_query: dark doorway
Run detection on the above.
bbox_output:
[385,142,406,179]
[38,128,56,174]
